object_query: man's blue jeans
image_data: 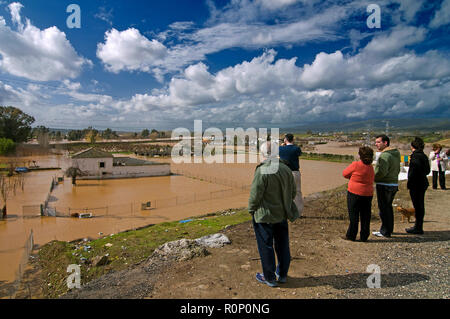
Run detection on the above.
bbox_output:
[252,217,291,282]
[376,184,398,237]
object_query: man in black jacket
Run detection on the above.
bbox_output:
[406,137,431,234]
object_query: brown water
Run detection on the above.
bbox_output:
[0,154,348,287]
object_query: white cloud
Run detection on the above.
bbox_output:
[0,80,40,107]
[97,1,354,78]
[4,1,449,129]
[395,0,424,23]
[429,0,450,28]
[94,6,114,26]
[0,3,91,81]
[362,26,427,59]
[8,2,23,29]
[98,23,450,127]
[96,28,168,77]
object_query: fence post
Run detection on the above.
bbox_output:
[30,229,34,252]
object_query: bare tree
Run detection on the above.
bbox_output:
[0,173,24,218]
[65,167,86,185]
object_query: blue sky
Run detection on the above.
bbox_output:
[0,0,449,131]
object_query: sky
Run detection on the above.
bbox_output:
[0,0,449,131]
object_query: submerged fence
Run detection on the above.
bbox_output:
[40,186,250,218]
[7,229,34,299]
[22,167,251,218]
[171,167,251,189]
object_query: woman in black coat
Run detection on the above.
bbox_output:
[406,137,431,234]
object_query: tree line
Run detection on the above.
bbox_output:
[1,105,169,155]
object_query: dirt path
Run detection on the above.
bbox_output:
[61,177,449,299]
[148,187,449,299]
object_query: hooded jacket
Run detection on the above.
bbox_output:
[374,147,401,184]
[248,159,299,224]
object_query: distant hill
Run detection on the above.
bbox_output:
[284,118,450,133]
[37,118,449,135]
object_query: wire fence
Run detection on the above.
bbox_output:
[21,176,60,218]
[21,167,251,218]
[39,186,250,218]
[7,229,34,299]
[171,167,251,189]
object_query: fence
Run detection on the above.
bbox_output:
[42,185,250,218]
[22,205,42,217]
[24,166,251,218]
[8,229,34,298]
[171,167,251,189]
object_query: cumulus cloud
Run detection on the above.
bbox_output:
[4,0,449,129]
[96,28,168,77]
[100,23,450,127]
[0,80,40,107]
[0,3,91,81]
[8,2,24,30]
[97,1,354,78]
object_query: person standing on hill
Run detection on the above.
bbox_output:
[279,133,304,216]
[372,134,401,238]
[342,147,375,242]
[429,143,447,190]
[406,137,431,235]
[249,141,299,287]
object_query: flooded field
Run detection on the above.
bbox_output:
[0,153,348,291]
[312,140,433,157]
[311,141,361,156]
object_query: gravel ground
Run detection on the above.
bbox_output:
[334,187,449,299]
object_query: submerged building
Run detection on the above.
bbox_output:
[70,147,170,179]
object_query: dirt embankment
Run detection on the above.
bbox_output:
[56,176,450,299]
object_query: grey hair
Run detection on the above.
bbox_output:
[260,141,278,160]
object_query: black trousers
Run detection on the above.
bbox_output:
[432,167,446,189]
[252,217,291,282]
[409,188,426,231]
[346,191,372,241]
[376,184,398,237]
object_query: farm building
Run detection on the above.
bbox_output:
[70,147,170,179]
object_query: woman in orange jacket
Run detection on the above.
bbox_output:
[342,146,375,241]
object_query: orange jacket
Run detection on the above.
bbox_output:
[343,161,375,196]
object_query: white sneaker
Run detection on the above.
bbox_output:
[372,231,384,237]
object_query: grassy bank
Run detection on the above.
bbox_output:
[301,152,355,163]
[33,208,251,298]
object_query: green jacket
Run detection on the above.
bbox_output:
[248,159,299,224]
[374,147,401,184]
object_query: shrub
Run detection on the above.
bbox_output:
[0,138,16,155]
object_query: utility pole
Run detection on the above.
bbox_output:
[385,120,389,136]
[365,124,372,147]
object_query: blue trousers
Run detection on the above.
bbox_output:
[252,217,291,282]
[376,184,398,237]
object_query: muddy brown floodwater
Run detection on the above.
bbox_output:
[0,154,348,290]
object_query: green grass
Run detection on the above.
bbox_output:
[36,208,251,298]
[300,152,355,163]
[112,151,134,155]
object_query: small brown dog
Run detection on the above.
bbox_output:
[396,206,415,223]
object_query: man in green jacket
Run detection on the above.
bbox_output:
[373,134,401,238]
[249,141,299,287]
